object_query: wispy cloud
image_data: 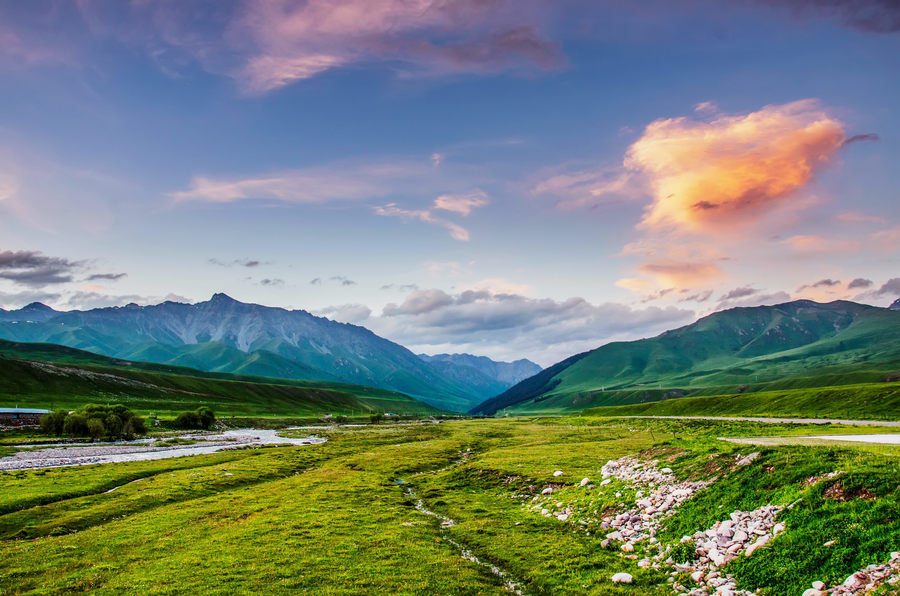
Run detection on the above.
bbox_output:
[374,189,488,242]
[85,272,127,282]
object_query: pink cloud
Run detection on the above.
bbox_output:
[433,190,488,216]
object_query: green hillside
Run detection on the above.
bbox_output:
[474,300,900,415]
[581,382,900,421]
[0,340,438,417]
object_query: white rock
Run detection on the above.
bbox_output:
[599,478,612,486]
[553,470,564,477]
[661,467,673,473]
[621,543,635,552]
[541,487,553,495]
[611,572,633,584]
[557,514,569,522]
[580,477,591,486]
[812,581,826,590]
[691,571,704,582]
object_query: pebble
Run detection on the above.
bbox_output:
[611,572,633,584]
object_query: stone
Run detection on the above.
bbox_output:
[541,487,553,495]
[553,470,564,477]
[580,477,591,486]
[599,479,612,486]
[610,572,633,584]
[621,542,634,552]
[690,571,704,582]
[557,514,569,522]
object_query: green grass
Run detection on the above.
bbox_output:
[0,343,438,417]
[581,382,900,421]
[1,418,898,594]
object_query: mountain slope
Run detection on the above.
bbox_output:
[473,300,900,415]
[0,294,479,411]
[0,339,437,417]
[418,353,541,397]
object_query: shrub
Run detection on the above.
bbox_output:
[45,404,147,440]
[370,412,384,424]
[62,414,89,437]
[40,410,68,436]
[173,407,216,430]
[86,418,105,440]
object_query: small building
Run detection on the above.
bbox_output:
[0,407,51,427]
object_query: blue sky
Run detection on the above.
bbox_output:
[1,0,898,364]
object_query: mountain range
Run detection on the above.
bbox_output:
[473,300,900,415]
[0,294,538,412]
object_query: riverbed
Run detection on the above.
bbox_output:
[0,429,325,472]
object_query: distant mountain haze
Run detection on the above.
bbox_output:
[418,353,541,398]
[473,300,900,415]
[0,294,534,411]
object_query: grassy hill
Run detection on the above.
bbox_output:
[0,340,438,417]
[582,382,900,421]
[474,300,900,415]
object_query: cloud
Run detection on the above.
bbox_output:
[842,133,880,146]
[624,99,846,233]
[756,0,900,33]
[836,212,887,224]
[315,303,372,325]
[848,278,873,289]
[680,290,714,303]
[372,287,696,365]
[56,0,562,95]
[228,0,564,94]
[374,193,482,242]
[719,286,758,300]
[85,272,127,282]
[171,160,425,204]
[782,234,859,255]
[797,278,842,291]
[433,190,489,216]
[259,278,284,286]
[309,278,322,285]
[635,260,725,289]
[330,276,357,286]
[0,250,84,287]
[381,283,420,292]
[875,278,900,296]
[714,290,792,311]
[209,258,266,268]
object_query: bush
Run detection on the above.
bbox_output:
[40,410,68,436]
[173,407,216,430]
[370,412,384,424]
[44,404,147,441]
[87,418,105,440]
[62,414,89,437]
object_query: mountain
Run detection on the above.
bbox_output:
[0,302,59,322]
[418,353,541,397]
[472,300,900,415]
[0,294,481,411]
[890,298,900,310]
[0,339,437,417]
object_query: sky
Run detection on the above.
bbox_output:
[1,0,898,366]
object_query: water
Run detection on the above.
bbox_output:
[0,429,326,472]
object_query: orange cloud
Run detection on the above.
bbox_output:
[626,99,846,233]
[636,260,725,288]
[782,234,859,255]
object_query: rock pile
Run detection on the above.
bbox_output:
[599,457,710,549]
[820,551,900,595]
[663,505,783,596]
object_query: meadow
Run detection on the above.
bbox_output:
[1,417,899,594]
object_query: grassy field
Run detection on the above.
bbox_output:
[0,340,439,417]
[581,382,900,420]
[1,418,899,594]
